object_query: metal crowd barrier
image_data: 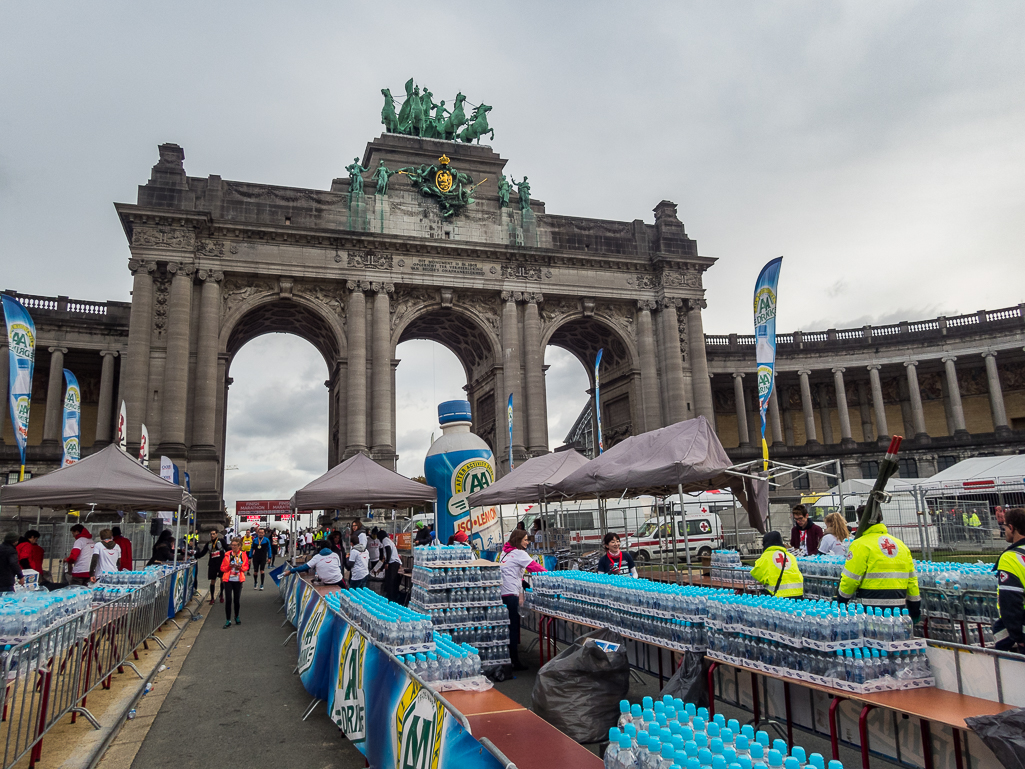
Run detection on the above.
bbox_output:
[0,563,198,769]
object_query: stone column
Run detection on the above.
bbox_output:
[659,298,688,424]
[941,356,969,438]
[123,260,155,447]
[345,282,368,454]
[798,369,818,444]
[522,293,547,454]
[158,263,195,454]
[686,298,714,421]
[732,373,750,447]
[193,271,223,449]
[501,292,525,456]
[867,364,889,441]
[371,283,394,456]
[335,361,347,462]
[42,346,68,445]
[636,300,663,431]
[904,360,929,441]
[0,343,8,445]
[94,350,118,446]
[832,367,855,446]
[982,352,1010,436]
[768,379,784,446]
[817,383,834,445]
[857,381,874,443]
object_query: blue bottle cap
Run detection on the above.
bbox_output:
[663,745,676,760]
[773,740,788,756]
[685,741,699,758]
[698,707,710,721]
[663,695,674,705]
[714,714,726,727]
[625,724,637,737]
[828,763,843,769]
[741,725,755,739]
[620,735,633,750]
[438,400,472,425]
[792,747,806,764]
[632,704,643,717]
[638,731,649,747]
[729,764,743,769]
[682,727,694,741]
[699,749,714,766]
[687,759,701,769]
[673,736,686,752]
[728,719,741,735]
[809,754,825,769]
[662,728,673,742]
[711,738,724,754]
[686,703,697,717]
[724,749,738,764]
[736,736,749,751]
[750,743,765,760]
[722,728,734,744]
[693,717,706,732]
[713,757,727,769]
[785,758,800,769]
[644,709,655,723]
[696,734,709,749]
[708,722,721,738]
[739,758,753,769]
[657,714,668,727]
[650,737,662,753]
[644,696,654,710]
[655,701,666,714]
[756,732,770,747]
[768,750,783,769]
[620,699,631,713]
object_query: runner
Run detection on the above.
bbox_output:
[241,529,254,573]
[220,537,248,627]
[270,530,279,567]
[251,527,272,590]
[196,529,227,604]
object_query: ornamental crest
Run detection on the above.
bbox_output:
[398,154,481,218]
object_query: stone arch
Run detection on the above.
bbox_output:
[219,290,347,368]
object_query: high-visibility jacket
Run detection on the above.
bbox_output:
[962,513,970,526]
[751,546,804,598]
[968,513,982,529]
[838,523,921,617]
[241,535,252,552]
[993,540,1025,651]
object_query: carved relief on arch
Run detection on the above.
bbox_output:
[539,296,579,336]
[131,226,196,251]
[295,282,346,323]
[220,277,277,321]
[390,286,441,333]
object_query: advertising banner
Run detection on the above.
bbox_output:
[138,424,149,465]
[506,394,514,471]
[753,257,783,468]
[167,563,197,619]
[594,348,604,455]
[61,369,81,467]
[283,574,504,769]
[237,500,291,513]
[2,295,36,471]
[116,400,127,452]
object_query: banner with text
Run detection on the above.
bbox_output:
[61,369,81,466]
[753,257,783,468]
[284,574,504,769]
[2,296,36,469]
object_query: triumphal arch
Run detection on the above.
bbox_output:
[114,82,716,522]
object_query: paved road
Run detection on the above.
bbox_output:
[131,580,366,769]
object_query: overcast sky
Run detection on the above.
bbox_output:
[3,2,1023,507]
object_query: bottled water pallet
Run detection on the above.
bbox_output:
[412,580,502,590]
[706,619,872,652]
[536,608,707,654]
[863,637,927,652]
[537,591,706,624]
[410,599,506,612]
[380,641,436,656]
[433,619,510,631]
[706,650,935,692]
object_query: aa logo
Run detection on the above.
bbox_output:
[173,571,186,611]
[8,323,35,361]
[332,626,366,739]
[286,581,297,622]
[448,458,494,517]
[395,679,443,769]
[753,287,776,326]
[298,601,327,676]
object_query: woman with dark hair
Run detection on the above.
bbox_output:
[327,530,345,557]
[500,528,546,670]
[220,537,248,627]
[147,530,175,565]
[597,533,638,577]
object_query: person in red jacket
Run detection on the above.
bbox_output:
[65,525,94,585]
[111,527,133,571]
[16,530,44,573]
[220,538,248,628]
[789,505,823,556]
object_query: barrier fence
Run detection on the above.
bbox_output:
[0,562,198,769]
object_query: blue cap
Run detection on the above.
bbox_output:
[655,701,666,714]
[649,737,662,753]
[714,714,726,727]
[750,743,765,760]
[643,709,655,723]
[708,722,721,738]
[791,747,806,764]
[809,754,825,769]
[736,736,749,751]
[693,717,706,732]
[625,724,637,737]
[768,750,784,769]
[632,704,643,717]
[686,703,697,717]
[696,734,709,749]
[663,745,676,760]
[685,741,698,758]
[728,719,741,735]
[687,759,701,769]
[657,714,668,727]
[785,758,800,769]
[699,749,714,766]
[682,726,694,741]
[742,725,755,739]
[713,757,727,769]
[729,764,743,769]
[638,732,650,747]
[711,738,724,754]
[620,699,630,714]
[672,736,685,752]
[756,732,770,747]
[724,749,738,764]
[698,707,709,721]
[828,762,844,769]
[438,400,472,425]
[773,740,788,756]
[609,727,621,742]
[644,696,654,710]
[722,728,734,744]
[739,758,753,769]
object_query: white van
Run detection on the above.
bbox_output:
[630,512,725,563]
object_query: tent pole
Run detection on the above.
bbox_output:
[733,493,740,550]
[173,505,181,568]
[835,459,845,522]
[678,483,693,585]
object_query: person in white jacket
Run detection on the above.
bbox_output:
[65,525,95,586]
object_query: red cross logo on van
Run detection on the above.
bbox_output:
[699,521,711,533]
[879,537,898,557]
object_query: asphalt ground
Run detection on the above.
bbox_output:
[126,579,365,769]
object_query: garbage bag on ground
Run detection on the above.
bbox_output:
[659,650,709,709]
[531,627,630,744]
[965,708,1025,769]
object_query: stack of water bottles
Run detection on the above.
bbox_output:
[527,571,708,652]
[92,566,166,603]
[410,545,510,665]
[604,696,846,769]
[0,587,94,645]
[794,556,846,600]
[917,562,998,623]
[323,587,435,655]
[709,551,755,589]
[705,593,932,692]
[402,632,484,685]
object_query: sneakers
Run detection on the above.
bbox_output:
[235,617,241,625]
[253,584,259,590]
[219,595,224,603]
[259,585,264,590]
[223,621,231,629]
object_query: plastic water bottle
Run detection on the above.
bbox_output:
[808,755,825,769]
[606,728,623,768]
[791,747,807,767]
[619,700,633,728]
[632,704,645,731]
[767,750,784,769]
[613,735,637,769]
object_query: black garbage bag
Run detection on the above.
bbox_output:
[965,708,1025,769]
[659,651,709,709]
[531,627,631,744]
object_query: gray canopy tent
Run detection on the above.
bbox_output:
[550,416,768,578]
[0,443,196,512]
[290,452,437,511]
[465,449,590,547]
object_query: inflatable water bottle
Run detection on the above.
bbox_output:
[425,400,501,550]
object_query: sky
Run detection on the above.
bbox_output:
[2,2,1023,506]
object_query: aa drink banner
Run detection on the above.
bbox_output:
[166,563,197,619]
[2,296,36,471]
[61,369,81,466]
[753,257,783,468]
[139,424,149,465]
[284,574,504,769]
[506,394,514,470]
[116,400,127,452]
[594,348,604,454]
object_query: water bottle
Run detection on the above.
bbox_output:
[645,737,662,769]
[767,750,784,769]
[614,735,637,769]
[790,748,806,768]
[808,754,825,769]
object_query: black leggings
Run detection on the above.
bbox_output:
[252,558,266,584]
[503,594,521,657]
[224,581,243,620]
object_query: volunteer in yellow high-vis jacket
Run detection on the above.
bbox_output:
[838,506,921,621]
[751,531,804,598]
[993,507,1025,654]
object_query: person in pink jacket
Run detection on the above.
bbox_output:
[500,528,545,670]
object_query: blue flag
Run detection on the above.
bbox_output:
[753,257,783,468]
[594,348,605,454]
[2,296,36,471]
[61,369,81,466]
[506,393,514,470]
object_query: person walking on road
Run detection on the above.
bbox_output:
[993,507,1025,654]
[197,529,227,604]
[751,531,804,598]
[838,505,921,621]
[347,533,370,589]
[500,528,546,670]
[251,527,271,590]
[221,538,248,627]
